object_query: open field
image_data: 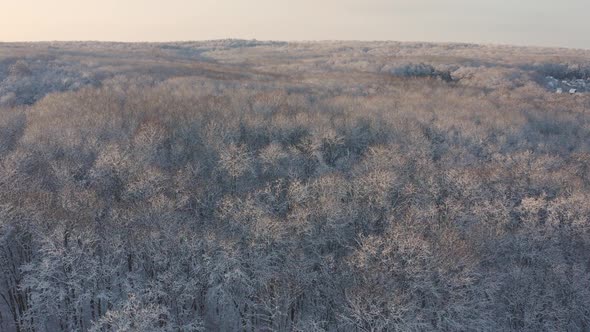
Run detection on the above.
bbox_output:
[1,40,590,331]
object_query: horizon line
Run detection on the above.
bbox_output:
[1,38,588,51]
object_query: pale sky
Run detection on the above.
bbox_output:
[1,0,588,49]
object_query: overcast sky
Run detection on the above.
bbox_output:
[1,0,588,48]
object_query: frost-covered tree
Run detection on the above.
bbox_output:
[0,41,590,332]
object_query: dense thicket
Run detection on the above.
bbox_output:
[1,41,590,332]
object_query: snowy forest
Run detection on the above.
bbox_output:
[1,40,590,331]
